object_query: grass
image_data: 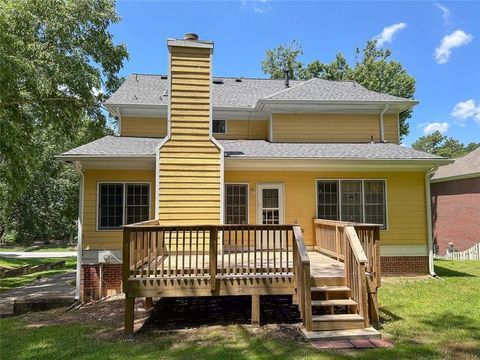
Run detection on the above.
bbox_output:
[0,260,479,359]
[0,257,76,292]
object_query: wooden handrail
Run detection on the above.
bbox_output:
[293,226,309,264]
[344,226,368,264]
[292,225,312,331]
[314,219,382,228]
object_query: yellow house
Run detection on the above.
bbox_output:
[59,34,451,338]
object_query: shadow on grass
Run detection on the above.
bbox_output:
[434,262,477,278]
[379,307,403,324]
[420,312,480,358]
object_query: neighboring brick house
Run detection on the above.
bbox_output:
[431,148,480,255]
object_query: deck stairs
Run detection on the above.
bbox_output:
[298,275,381,341]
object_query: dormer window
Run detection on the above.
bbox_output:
[213,119,226,134]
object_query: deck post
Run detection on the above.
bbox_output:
[125,297,135,336]
[209,226,218,292]
[251,294,260,326]
[144,297,153,310]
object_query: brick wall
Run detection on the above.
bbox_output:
[80,264,122,302]
[431,177,480,255]
[381,256,429,276]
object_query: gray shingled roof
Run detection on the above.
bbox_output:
[432,147,480,181]
[59,136,446,161]
[265,78,407,102]
[105,74,412,108]
[220,140,445,160]
[59,136,162,157]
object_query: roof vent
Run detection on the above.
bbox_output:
[213,78,224,84]
[284,69,290,88]
[160,75,168,79]
[184,33,199,41]
[235,78,242,83]
[163,88,168,97]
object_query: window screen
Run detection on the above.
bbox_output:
[213,119,226,134]
[364,181,386,227]
[126,184,150,224]
[99,184,124,229]
[225,184,248,224]
[317,181,339,220]
[262,188,280,224]
[340,181,363,223]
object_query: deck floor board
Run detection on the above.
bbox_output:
[134,251,344,279]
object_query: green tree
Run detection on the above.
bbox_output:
[0,0,127,243]
[412,131,480,158]
[261,41,304,80]
[261,40,416,139]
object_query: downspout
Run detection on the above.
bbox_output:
[74,162,84,301]
[425,166,439,277]
[379,104,388,142]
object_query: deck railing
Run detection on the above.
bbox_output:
[123,221,312,329]
[314,219,381,325]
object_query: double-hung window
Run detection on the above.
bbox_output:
[213,119,226,134]
[98,183,150,230]
[317,180,387,228]
[225,184,248,224]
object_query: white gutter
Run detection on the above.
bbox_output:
[380,104,388,142]
[425,166,439,277]
[74,162,84,301]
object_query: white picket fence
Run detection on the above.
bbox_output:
[434,242,480,260]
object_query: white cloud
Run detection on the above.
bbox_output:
[423,122,449,134]
[435,3,450,22]
[451,99,480,124]
[434,30,473,64]
[374,23,407,47]
[253,6,267,13]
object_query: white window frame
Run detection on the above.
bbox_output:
[315,179,388,230]
[212,119,227,134]
[224,182,250,224]
[96,181,151,232]
[256,183,285,225]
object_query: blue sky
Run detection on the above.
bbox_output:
[112,0,480,146]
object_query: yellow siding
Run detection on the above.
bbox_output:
[120,117,167,137]
[82,169,155,250]
[214,120,268,140]
[158,43,221,225]
[272,113,399,144]
[225,170,426,247]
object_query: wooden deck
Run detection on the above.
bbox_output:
[122,222,381,337]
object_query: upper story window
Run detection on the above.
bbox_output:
[225,184,248,224]
[213,119,226,134]
[98,183,150,230]
[317,179,387,229]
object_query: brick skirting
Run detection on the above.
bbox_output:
[80,264,122,302]
[380,256,429,276]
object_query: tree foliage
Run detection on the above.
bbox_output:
[411,131,480,158]
[261,40,416,139]
[0,0,127,243]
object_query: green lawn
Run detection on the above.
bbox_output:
[0,260,478,359]
[0,257,76,292]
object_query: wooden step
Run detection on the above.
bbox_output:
[299,327,381,341]
[311,314,364,331]
[310,276,345,287]
[311,286,351,293]
[311,299,357,307]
